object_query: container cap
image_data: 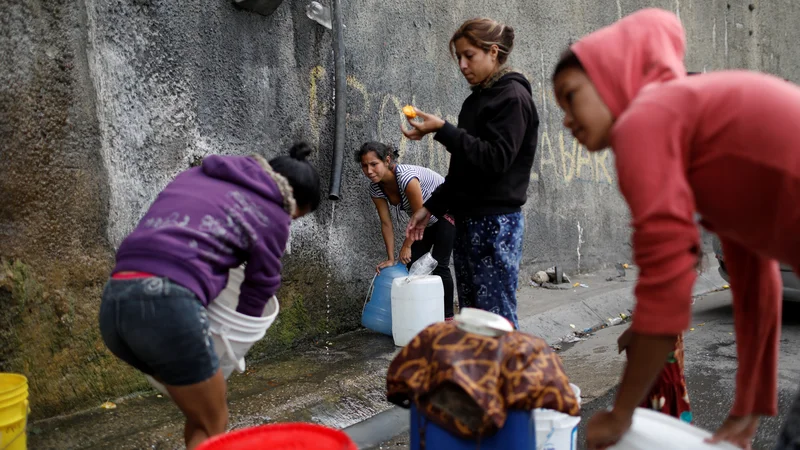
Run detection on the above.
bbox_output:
[454,308,513,336]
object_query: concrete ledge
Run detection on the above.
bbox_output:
[345,406,410,449]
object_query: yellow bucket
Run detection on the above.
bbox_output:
[0,374,28,450]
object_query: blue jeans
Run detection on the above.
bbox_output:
[453,212,524,328]
[99,277,219,386]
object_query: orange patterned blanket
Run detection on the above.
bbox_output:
[387,321,580,438]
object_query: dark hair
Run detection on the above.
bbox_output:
[450,18,515,65]
[269,142,321,213]
[355,141,399,167]
[552,48,585,82]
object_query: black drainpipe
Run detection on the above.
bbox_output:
[328,0,346,201]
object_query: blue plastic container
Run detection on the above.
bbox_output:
[410,404,536,450]
[361,263,408,336]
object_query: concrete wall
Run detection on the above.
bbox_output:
[2,0,799,416]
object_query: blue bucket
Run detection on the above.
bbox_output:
[409,404,536,450]
[361,263,408,336]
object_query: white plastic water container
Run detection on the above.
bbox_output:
[608,407,739,450]
[534,383,582,450]
[390,275,444,347]
[146,266,279,396]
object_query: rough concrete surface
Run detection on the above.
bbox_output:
[0,0,130,418]
[2,0,800,416]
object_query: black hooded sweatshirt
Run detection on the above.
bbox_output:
[424,72,539,219]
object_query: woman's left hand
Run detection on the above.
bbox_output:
[707,414,760,449]
[399,246,412,264]
[586,409,633,450]
[400,108,445,141]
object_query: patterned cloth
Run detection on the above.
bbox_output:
[386,321,580,439]
[775,387,800,450]
[623,333,692,422]
[453,212,524,328]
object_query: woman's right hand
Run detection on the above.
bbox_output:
[376,259,396,273]
[400,108,445,141]
[406,207,431,241]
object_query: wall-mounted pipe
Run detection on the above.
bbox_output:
[232,0,285,16]
[327,0,346,201]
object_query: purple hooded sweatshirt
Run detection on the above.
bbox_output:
[113,155,293,316]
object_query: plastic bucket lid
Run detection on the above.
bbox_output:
[454,307,513,336]
[196,423,357,450]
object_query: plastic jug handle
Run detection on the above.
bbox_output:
[361,273,378,315]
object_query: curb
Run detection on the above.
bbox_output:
[521,257,726,346]
[344,406,409,449]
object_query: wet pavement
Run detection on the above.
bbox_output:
[29,267,642,450]
[368,290,800,449]
[27,265,733,449]
[29,332,400,449]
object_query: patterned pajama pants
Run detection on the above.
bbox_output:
[453,212,524,328]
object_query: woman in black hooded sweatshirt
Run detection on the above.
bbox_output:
[403,18,539,328]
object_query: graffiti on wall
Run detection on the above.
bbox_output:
[308,65,614,186]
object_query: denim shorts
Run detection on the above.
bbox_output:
[99,277,219,386]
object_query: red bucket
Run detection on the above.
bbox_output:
[196,423,357,450]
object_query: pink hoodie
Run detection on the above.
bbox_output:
[571,8,800,417]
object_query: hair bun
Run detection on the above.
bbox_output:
[503,24,515,48]
[289,142,313,161]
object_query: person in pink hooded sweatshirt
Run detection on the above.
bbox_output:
[551,8,800,450]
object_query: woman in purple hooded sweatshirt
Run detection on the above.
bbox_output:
[99,143,320,449]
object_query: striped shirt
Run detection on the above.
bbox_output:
[369,164,445,226]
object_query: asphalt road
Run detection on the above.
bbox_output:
[368,290,800,449]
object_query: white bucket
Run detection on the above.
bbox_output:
[608,407,739,450]
[208,293,279,378]
[534,383,582,450]
[145,266,279,396]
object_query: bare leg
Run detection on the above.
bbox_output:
[164,369,228,450]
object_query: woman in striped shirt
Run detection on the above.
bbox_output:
[357,141,456,320]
